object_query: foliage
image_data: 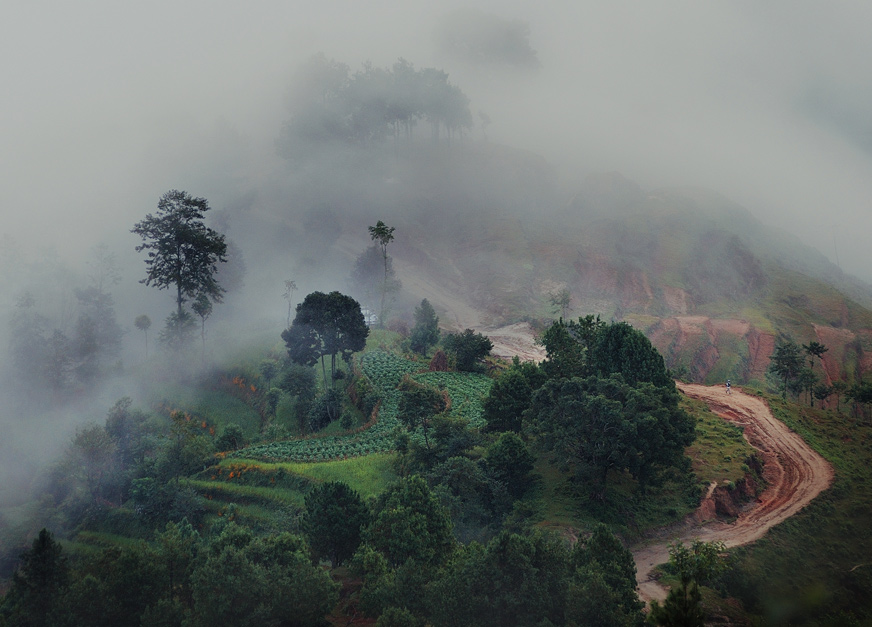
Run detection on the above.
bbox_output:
[568,523,644,627]
[427,456,511,541]
[376,606,422,627]
[397,378,448,449]
[428,529,570,627]
[484,432,535,499]
[135,314,152,357]
[306,388,343,432]
[72,286,123,381]
[540,317,673,390]
[526,374,695,499]
[442,328,493,372]
[215,424,245,452]
[364,475,454,567]
[157,310,197,349]
[548,288,572,320]
[768,339,804,399]
[482,360,545,432]
[187,525,338,627]
[410,298,440,355]
[68,423,117,505]
[282,279,297,328]
[352,244,401,325]
[131,190,227,317]
[539,315,602,380]
[277,56,473,156]
[281,290,369,389]
[0,529,69,627]
[62,544,162,627]
[649,540,727,627]
[590,321,673,388]
[369,220,397,326]
[302,481,370,566]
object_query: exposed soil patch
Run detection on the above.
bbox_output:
[394,261,546,362]
[633,384,834,603]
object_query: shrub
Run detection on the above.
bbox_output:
[429,350,449,372]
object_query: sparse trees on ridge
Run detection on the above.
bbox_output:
[548,288,572,320]
[277,56,474,156]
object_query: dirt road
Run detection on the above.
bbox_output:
[634,383,835,602]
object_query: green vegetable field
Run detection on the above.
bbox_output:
[229,350,493,463]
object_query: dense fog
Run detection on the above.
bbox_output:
[2,1,872,505]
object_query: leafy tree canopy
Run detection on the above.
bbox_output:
[526,374,694,499]
[443,328,493,372]
[410,298,440,355]
[482,360,545,433]
[131,190,227,317]
[364,475,455,567]
[304,481,370,567]
[281,291,369,388]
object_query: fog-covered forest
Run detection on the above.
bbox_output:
[3,3,872,625]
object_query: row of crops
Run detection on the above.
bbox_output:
[229,350,493,463]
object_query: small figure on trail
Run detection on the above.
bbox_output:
[726,379,732,395]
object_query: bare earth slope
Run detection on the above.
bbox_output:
[394,261,546,362]
[634,384,835,602]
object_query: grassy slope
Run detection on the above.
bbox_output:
[712,395,872,625]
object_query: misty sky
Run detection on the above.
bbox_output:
[2,1,871,280]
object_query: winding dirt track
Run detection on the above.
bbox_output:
[633,384,835,602]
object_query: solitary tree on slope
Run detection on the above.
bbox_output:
[368,220,395,327]
[132,190,227,320]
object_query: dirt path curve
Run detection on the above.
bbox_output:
[633,383,835,603]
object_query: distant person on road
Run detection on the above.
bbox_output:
[726,379,732,395]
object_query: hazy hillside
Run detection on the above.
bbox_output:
[235,143,872,388]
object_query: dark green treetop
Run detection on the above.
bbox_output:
[303,481,370,567]
[132,190,227,317]
[443,328,493,372]
[410,298,440,354]
[526,374,694,499]
[281,291,369,388]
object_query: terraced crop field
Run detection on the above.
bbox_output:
[229,350,493,463]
